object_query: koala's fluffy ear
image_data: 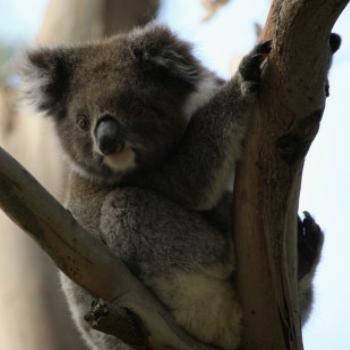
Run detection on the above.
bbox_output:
[129,24,202,87]
[21,47,73,118]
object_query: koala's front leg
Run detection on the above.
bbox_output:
[136,42,271,210]
[298,212,324,324]
[204,196,324,326]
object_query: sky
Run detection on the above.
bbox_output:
[0,0,47,43]
[0,0,350,349]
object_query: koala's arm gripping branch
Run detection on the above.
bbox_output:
[132,77,250,211]
[0,145,216,350]
[233,0,349,349]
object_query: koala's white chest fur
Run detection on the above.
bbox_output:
[148,271,241,350]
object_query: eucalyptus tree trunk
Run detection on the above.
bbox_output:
[234,0,349,349]
[0,1,158,349]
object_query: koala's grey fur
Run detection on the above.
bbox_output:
[22,23,333,350]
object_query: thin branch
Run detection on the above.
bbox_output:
[233,0,349,349]
[0,145,216,350]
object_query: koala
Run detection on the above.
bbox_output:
[21,24,338,350]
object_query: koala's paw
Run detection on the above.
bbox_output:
[239,40,271,96]
[326,33,341,97]
[330,33,341,54]
[297,212,324,280]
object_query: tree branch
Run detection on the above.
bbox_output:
[0,145,216,350]
[233,0,349,349]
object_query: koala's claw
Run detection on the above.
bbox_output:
[239,54,263,83]
[330,33,341,53]
[239,40,271,87]
[254,40,272,55]
[297,212,324,280]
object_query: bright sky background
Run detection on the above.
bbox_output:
[0,0,349,349]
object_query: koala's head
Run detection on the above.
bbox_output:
[22,25,211,182]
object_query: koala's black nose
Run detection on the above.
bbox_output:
[95,116,123,155]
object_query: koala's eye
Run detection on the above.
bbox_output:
[76,115,90,131]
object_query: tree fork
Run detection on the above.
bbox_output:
[233,0,349,349]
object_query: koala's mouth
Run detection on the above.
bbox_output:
[102,147,136,173]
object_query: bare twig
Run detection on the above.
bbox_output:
[0,145,216,350]
[233,0,349,349]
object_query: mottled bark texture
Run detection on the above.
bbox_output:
[233,0,349,349]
